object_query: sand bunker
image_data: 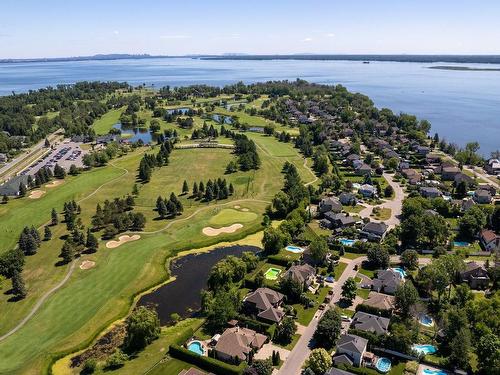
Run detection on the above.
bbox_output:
[233,205,241,209]
[45,180,63,188]
[80,260,96,270]
[106,235,141,249]
[202,223,243,236]
[241,208,249,212]
[28,190,45,199]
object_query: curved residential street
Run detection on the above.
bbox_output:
[358,172,405,229]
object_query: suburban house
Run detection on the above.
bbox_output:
[214,327,267,362]
[355,164,372,176]
[351,311,390,335]
[359,184,377,198]
[459,262,490,289]
[477,184,497,196]
[332,334,368,367]
[401,169,422,185]
[319,196,343,214]
[283,264,316,287]
[339,192,358,206]
[360,222,388,241]
[0,175,29,196]
[454,173,475,185]
[362,291,396,312]
[452,198,476,212]
[345,154,361,166]
[243,288,285,324]
[473,189,492,204]
[485,158,500,175]
[372,269,403,294]
[420,186,442,199]
[479,229,500,252]
[322,212,357,229]
[415,145,430,156]
[441,166,461,180]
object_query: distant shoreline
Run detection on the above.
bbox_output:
[2,53,500,65]
[429,65,500,71]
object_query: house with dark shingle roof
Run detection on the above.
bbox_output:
[284,264,316,288]
[441,166,461,180]
[323,212,357,229]
[360,222,388,241]
[362,291,396,312]
[333,334,368,367]
[372,269,403,295]
[420,186,441,199]
[319,196,342,214]
[473,189,492,204]
[214,327,267,362]
[351,311,390,335]
[243,287,285,324]
[460,262,490,289]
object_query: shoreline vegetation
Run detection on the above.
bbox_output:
[2,53,500,64]
[429,65,500,71]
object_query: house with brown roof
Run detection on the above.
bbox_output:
[362,291,396,312]
[441,166,461,180]
[284,264,316,287]
[243,287,285,324]
[459,262,490,289]
[214,327,267,362]
[479,229,500,252]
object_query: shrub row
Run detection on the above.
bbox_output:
[267,254,293,267]
[354,303,393,318]
[169,344,246,375]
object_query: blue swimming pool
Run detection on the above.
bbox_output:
[375,357,391,373]
[391,267,407,278]
[453,241,470,247]
[413,344,437,355]
[419,314,434,327]
[423,369,447,375]
[285,245,305,253]
[187,341,204,355]
[340,239,356,247]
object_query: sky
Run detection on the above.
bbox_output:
[1,0,500,59]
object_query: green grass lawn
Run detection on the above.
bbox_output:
[358,265,377,279]
[356,288,370,299]
[342,251,364,260]
[0,103,318,375]
[274,333,301,351]
[293,286,329,326]
[343,204,365,214]
[334,262,348,280]
[371,207,392,220]
[209,208,258,227]
[92,107,124,135]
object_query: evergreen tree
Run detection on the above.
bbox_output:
[44,225,52,241]
[19,182,27,197]
[229,183,234,195]
[60,240,75,263]
[2,194,8,204]
[69,164,79,175]
[132,184,139,196]
[86,228,98,252]
[158,200,168,218]
[51,208,58,226]
[182,180,189,195]
[54,163,66,179]
[192,182,198,196]
[166,199,177,216]
[12,270,27,300]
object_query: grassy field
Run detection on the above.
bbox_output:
[371,207,392,220]
[0,110,317,374]
[209,208,258,226]
[92,107,124,135]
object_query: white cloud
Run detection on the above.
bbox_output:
[212,33,240,40]
[113,30,119,35]
[326,33,335,38]
[302,37,313,42]
[160,35,191,39]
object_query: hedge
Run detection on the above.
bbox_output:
[169,344,246,375]
[355,302,393,318]
[236,315,272,335]
[267,254,292,267]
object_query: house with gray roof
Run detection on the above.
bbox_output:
[360,222,388,241]
[0,175,29,196]
[284,264,316,287]
[339,192,357,206]
[243,287,285,324]
[214,327,267,362]
[473,189,492,204]
[323,212,357,229]
[355,164,372,176]
[319,196,342,214]
[351,311,390,335]
[358,184,376,198]
[362,291,395,312]
[420,186,441,199]
[372,269,403,295]
[333,334,368,367]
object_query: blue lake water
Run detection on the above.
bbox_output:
[1,57,499,155]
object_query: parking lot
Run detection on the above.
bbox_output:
[19,140,88,177]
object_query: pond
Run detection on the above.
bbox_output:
[137,245,261,325]
[113,122,156,144]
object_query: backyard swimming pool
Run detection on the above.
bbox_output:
[375,357,391,373]
[423,369,447,375]
[391,267,407,278]
[285,245,305,253]
[187,340,205,356]
[419,314,435,327]
[453,241,470,247]
[340,239,356,247]
[413,344,437,356]
[264,267,282,280]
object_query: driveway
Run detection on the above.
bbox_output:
[255,342,291,361]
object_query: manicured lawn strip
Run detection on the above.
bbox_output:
[371,207,392,220]
[356,288,370,299]
[343,204,365,214]
[334,262,348,280]
[358,265,377,279]
[293,287,329,326]
[274,333,301,351]
[92,107,124,135]
[342,252,364,260]
[209,208,258,226]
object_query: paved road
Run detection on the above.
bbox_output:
[463,165,499,189]
[277,255,436,375]
[359,172,404,229]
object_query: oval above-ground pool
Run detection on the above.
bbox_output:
[375,357,391,373]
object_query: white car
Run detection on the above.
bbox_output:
[341,315,352,323]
